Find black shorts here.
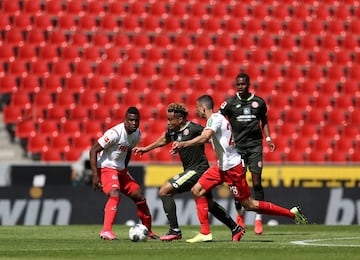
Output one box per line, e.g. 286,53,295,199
237,145,263,175
168,169,203,194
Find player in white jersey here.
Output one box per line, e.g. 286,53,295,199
171,95,307,243
89,107,158,241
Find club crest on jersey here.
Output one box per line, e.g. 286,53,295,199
183,129,189,136
252,101,259,108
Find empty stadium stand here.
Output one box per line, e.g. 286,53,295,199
0,0,359,163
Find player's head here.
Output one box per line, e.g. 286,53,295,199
167,103,188,130
196,95,214,118
125,106,140,133
235,72,251,95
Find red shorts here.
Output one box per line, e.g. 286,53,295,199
198,163,251,202
98,168,140,196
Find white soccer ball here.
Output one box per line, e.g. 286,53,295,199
128,224,148,242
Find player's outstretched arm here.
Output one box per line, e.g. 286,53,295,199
133,135,168,155
171,129,213,153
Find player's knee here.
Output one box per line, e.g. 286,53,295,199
108,189,120,197
130,189,144,202
191,184,203,198
253,184,263,191
158,182,172,197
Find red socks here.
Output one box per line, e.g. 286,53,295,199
103,196,120,231
258,201,293,218
195,196,211,235
136,199,152,231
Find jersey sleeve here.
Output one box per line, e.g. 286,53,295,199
205,114,222,132
258,98,269,126
98,128,119,148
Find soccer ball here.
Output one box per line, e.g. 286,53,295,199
128,224,148,242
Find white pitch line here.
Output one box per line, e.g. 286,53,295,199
291,237,360,247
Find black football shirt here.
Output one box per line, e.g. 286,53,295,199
219,93,268,149
166,121,209,173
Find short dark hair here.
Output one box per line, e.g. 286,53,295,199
126,106,140,116
236,72,250,83
167,103,188,118
197,95,214,109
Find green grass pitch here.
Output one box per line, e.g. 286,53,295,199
0,225,359,259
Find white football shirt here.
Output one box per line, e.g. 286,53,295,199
97,123,141,170
205,113,242,171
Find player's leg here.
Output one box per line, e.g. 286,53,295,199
159,170,201,241
207,192,245,241
98,168,120,240
241,198,307,224
120,169,159,239
248,145,265,234
187,166,222,243
234,150,248,229
228,165,307,224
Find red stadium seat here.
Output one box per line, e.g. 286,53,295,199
306,150,327,162
142,15,162,33
68,106,89,121
52,60,72,77
87,1,105,16
10,90,31,107
100,15,119,32
33,91,54,111
49,135,71,151
92,33,110,48
78,14,97,32
97,61,115,77
37,119,59,136
285,150,306,162
48,31,67,47
27,133,49,156
0,74,17,94
121,15,141,33
149,1,167,17
55,91,76,109
41,149,63,162
42,74,62,93
61,119,81,136
57,14,77,31
3,105,23,125
46,106,67,121
61,45,80,61
304,108,325,125
15,119,36,140
72,134,93,150
243,17,264,34
203,17,223,34
39,45,59,62
74,60,94,77
82,120,103,138
187,48,206,63
64,74,85,94
271,5,291,21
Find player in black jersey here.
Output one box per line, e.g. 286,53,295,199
219,72,276,235
133,103,243,242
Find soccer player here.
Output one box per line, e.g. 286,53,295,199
133,103,244,242
171,95,307,243
219,72,276,235
89,106,159,240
